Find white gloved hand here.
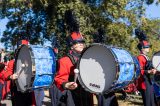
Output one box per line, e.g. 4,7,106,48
65,82,78,90
10,73,18,80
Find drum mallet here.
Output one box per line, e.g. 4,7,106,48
16,64,26,77
74,69,79,82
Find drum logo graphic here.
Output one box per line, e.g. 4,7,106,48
89,83,100,89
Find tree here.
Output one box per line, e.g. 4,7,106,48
142,19,160,56
44,0,141,56
0,0,47,50
0,0,160,57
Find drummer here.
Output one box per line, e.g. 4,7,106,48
54,32,94,106
0,51,36,106
136,40,157,106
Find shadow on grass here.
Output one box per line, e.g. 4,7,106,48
117,93,143,106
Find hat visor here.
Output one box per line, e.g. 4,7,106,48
72,40,85,45
143,45,150,48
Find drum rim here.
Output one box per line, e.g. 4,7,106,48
151,51,160,71
109,47,120,85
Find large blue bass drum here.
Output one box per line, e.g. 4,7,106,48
153,83,160,98
77,44,139,94
15,45,56,92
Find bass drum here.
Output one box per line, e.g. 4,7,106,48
133,57,141,80
152,51,160,71
153,83,160,98
77,44,138,94
15,45,56,92
154,73,160,87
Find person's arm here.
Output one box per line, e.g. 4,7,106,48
137,55,156,75
3,60,18,80
0,72,4,80
137,56,146,75
54,57,70,91
55,57,78,91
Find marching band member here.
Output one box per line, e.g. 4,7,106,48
136,40,157,106
54,32,93,106
0,63,5,105
0,52,36,106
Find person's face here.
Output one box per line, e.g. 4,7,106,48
71,42,85,53
142,47,150,54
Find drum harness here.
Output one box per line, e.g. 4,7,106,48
67,53,76,66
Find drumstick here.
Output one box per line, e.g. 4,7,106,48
156,62,160,69
16,64,25,77
74,69,79,82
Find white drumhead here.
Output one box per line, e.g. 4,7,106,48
15,45,32,92
152,51,160,71
78,45,116,94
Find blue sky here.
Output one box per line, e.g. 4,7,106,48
0,18,8,34
145,2,160,19
0,18,8,48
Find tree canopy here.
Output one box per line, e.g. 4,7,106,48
0,0,160,57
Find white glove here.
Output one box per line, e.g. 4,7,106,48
10,73,18,80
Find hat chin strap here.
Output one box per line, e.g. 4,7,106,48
70,49,81,57
71,48,82,54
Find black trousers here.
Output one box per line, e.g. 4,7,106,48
50,84,65,106
11,85,33,106
97,92,118,106
138,77,156,106
0,83,3,101
50,84,75,106
50,84,93,106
